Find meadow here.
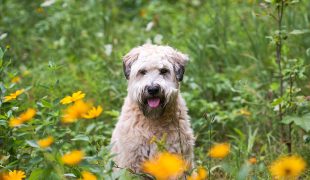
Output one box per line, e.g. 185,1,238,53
0,0,309,179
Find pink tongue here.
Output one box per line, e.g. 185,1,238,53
147,98,160,108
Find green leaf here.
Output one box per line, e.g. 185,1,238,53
29,169,45,180
271,97,283,107
295,113,310,132
0,47,3,59
237,163,252,180
289,29,310,35
282,113,310,132
71,134,90,142
282,116,295,124
26,140,40,148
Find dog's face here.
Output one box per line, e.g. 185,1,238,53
123,44,188,119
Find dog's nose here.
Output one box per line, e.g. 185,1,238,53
147,85,160,95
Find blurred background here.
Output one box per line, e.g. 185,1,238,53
0,0,310,179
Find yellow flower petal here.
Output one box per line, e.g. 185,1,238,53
3,170,26,180
3,89,25,102
19,108,36,122
11,76,21,83
60,96,73,104
80,171,97,180
62,100,92,123
142,152,188,180
208,143,230,159
60,91,85,104
82,106,103,119
37,136,54,148
71,91,85,101
248,157,257,164
9,118,24,127
61,150,84,166
187,167,208,180
269,155,306,178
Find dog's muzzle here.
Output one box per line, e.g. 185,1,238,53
139,85,166,119
146,85,162,108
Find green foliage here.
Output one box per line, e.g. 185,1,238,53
0,0,310,179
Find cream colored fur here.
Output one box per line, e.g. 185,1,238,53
111,44,195,175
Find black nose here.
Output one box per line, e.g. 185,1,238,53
147,85,160,95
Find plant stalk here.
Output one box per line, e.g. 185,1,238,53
276,0,286,148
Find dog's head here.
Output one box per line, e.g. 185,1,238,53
123,44,189,119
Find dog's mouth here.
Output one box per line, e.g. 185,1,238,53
147,97,161,108
144,96,165,109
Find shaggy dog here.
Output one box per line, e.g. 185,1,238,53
111,44,195,175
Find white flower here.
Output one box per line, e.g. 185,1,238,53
0,33,8,40
146,21,155,32
104,44,113,56
41,0,56,7
153,34,163,44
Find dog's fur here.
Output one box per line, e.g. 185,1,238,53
111,44,195,174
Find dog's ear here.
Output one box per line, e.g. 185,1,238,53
171,49,189,82
122,47,141,80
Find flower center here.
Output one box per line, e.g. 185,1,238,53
284,168,292,175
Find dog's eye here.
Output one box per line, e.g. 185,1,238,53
138,69,147,75
160,68,169,75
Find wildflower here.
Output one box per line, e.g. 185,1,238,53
19,108,36,122
140,9,147,18
11,76,21,83
3,170,26,180
80,171,97,180
142,152,188,180
62,150,84,165
3,89,24,102
60,91,85,104
8,108,36,127
187,167,208,180
82,106,103,119
62,100,91,123
269,155,306,179
248,157,257,164
208,143,230,159
239,108,251,116
37,136,54,148
36,7,44,14
9,118,24,127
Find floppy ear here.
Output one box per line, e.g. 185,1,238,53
171,49,189,82
122,47,141,80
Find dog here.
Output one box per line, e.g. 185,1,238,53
110,44,195,175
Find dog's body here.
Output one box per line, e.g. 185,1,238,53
111,44,195,173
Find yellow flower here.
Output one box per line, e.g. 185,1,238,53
248,157,257,164
62,150,84,165
208,143,230,159
19,108,36,122
142,152,188,180
11,76,21,83
187,167,208,180
37,136,54,148
269,155,306,179
9,118,24,127
8,108,36,127
80,171,97,180
36,7,44,14
62,100,91,123
60,91,85,104
239,108,251,116
3,170,26,180
3,89,24,102
82,106,103,119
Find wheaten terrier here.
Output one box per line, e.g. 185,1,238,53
111,44,195,174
